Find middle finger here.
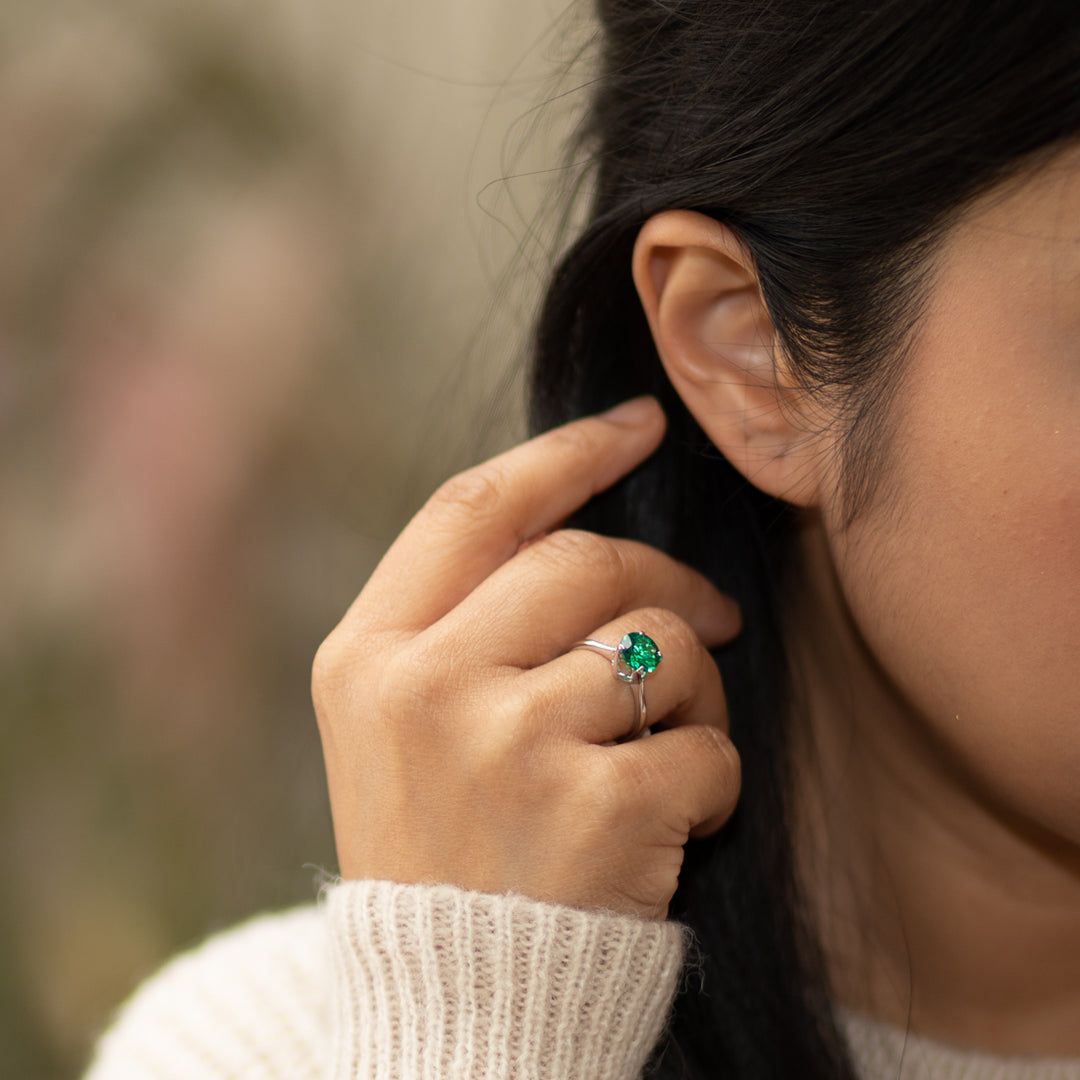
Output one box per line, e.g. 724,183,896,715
435,528,741,668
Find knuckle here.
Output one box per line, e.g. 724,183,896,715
376,638,452,716
431,464,509,522
474,687,529,756
311,634,349,705
468,721,525,784
455,685,550,790
533,528,625,581
375,634,496,734
372,645,421,710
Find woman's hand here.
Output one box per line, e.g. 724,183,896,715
312,396,742,920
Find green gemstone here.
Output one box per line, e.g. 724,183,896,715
618,632,662,676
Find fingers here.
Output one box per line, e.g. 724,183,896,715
518,608,728,745
342,397,667,637
439,529,741,667
603,723,742,841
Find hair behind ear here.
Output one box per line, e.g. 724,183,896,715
531,216,842,1078
530,4,1079,1076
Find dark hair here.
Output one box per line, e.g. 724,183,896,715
528,2,1080,1077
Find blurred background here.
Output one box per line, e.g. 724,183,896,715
0,1,586,1075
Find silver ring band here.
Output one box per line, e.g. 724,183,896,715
573,632,662,742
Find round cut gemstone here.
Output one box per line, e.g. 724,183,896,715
617,632,662,677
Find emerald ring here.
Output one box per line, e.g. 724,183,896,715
573,632,662,742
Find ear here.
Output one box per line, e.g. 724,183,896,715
632,210,829,507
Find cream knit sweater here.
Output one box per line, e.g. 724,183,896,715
84,880,1080,1080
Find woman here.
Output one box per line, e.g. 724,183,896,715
86,1,1080,1077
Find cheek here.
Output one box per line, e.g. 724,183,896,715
828,348,1080,836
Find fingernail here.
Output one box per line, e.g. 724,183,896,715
600,395,662,426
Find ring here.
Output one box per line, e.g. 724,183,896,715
573,632,662,742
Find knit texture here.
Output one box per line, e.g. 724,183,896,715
84,880,1080,1080
327,881,688,1080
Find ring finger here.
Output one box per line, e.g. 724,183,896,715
516,607,729,746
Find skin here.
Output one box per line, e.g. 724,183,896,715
789,149,1080,1053
314,143,1080,1053
631,142,1080,1054
314,397,743,920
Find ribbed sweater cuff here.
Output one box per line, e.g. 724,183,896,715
325,879,688,1080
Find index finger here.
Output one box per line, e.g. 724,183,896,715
346,396,666,635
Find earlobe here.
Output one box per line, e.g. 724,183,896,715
632,210,826,507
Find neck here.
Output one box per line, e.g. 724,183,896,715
787,513,1080,1056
